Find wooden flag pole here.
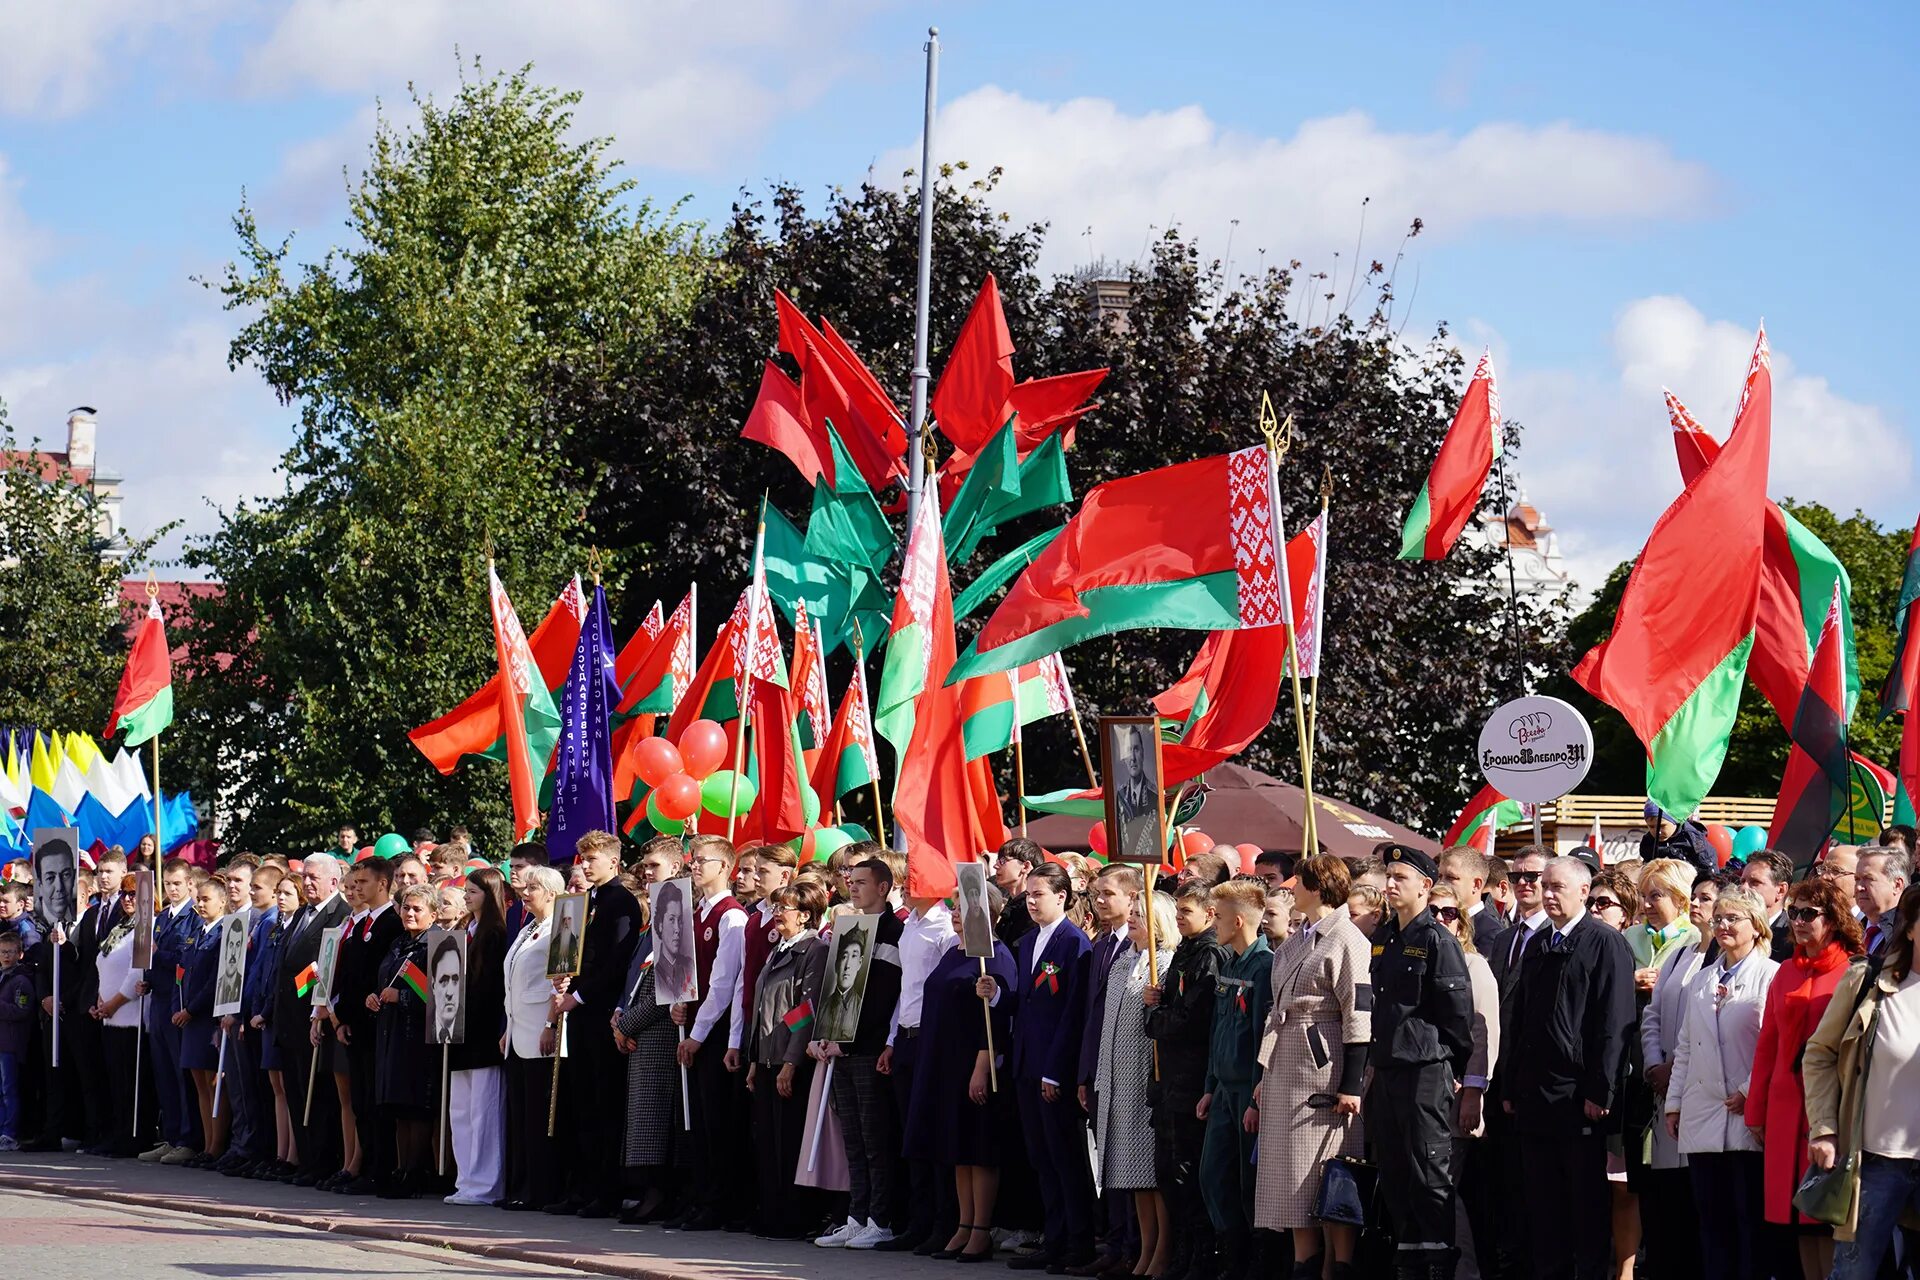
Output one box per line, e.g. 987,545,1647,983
729,510,768,841
726,704,752,842
1304,469,1331,779
979,958,999,1093
437,1043,450,1175
546,1008,566,1136
1011,670,1029,837
852,620,887,845
1059,658,1098,790
302,1039,320,1125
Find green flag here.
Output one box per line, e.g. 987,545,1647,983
806,424,895,574
765,503,887,658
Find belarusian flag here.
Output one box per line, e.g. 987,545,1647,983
410,577,583,775
615,588,695,717
810,658,881,804
959,655,1073,761
1573,325,1772,820
1288,510,1328,678
1442,783,1527,848
1767,583,1853,868
877,494,947,754
951,445,1288,680
790,604,831,750
1667,386,1859,728
1151,626,1290,786
891,488,1007,898
105,597,174,747
1399,350,1500,561
487,562,563,841
1886,514,1920,817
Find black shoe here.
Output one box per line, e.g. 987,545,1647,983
1008,1255,1056,1272
576,1199,617,1220
19,1137,62,1152
501,1199,534,1212
1049,1251,1098,1277
541,1199,581,1216
679,1212,723,1232
957,1241,998,1265
292,1170,324,1187
877,1228,930,1253
723,1218,751,1233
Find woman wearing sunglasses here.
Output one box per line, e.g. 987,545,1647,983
1745,876,1861,1280
1663,884,1779,1280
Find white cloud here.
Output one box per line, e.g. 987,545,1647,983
1501,296,1912,594
243,0,874,172
889,87,1715,275
0,1,235,116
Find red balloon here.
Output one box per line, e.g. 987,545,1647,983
1180,830,1213,858
1237,846,1260,875
1704,823,1734,866
633,736,684,789
1087,823,1110,857
678,720,728,779
653,773,702,821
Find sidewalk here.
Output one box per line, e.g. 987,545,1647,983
0,1150,936,1280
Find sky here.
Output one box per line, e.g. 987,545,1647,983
0,1,1914,591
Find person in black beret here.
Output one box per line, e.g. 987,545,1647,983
1366,845,1474,1280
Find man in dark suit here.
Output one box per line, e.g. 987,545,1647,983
549,830,641,1218
331,857,399,1193
1440,846,1504,956
1074,864,1141,1276
71,853,126,1153
1480,845,1551,1280
1487,847,1551,1002
1494,856,1635,1280
141,857,200,1159
273,854,350,1185
1740,850,1796,963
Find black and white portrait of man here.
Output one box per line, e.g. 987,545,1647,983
818,913,878,1043
32,828,79,926
427,927,466,1045
1102,718,1166,865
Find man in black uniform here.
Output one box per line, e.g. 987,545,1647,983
1366,845,1474,1280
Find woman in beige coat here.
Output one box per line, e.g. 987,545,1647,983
1804,884,1920,1278
1252,854,1372,1280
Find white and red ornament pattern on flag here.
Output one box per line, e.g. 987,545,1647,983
1034,653,1073,717
728,586,784,686
1471,350,1503,458
667,588,696,705
1286,511,1328,679
1225,445,1288,629
898,492,943,670
1735,322,1772,426
848,653,881,780
639,599,664,644
488,564,535,697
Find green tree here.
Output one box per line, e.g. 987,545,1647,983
180,64,702,851
0,402,163,732
1546,500,1909,804
571,171,1566,832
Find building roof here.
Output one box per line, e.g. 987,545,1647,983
1,448,93,485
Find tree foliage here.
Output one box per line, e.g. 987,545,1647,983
1546,500,1909,802
179,65,702,851
0,401,163,733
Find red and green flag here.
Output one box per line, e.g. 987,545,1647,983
876,494,949,754
615,587,695,717
664,583,787,743
395,959,430,1003
810,658,881,804
950,445,1288,681
409,577,583,775
790,603,831,750
890,492,1008,898
1883,513,1920,826
1667,387,1860,727
294,962,318,998
1399,350,1500,560
1767,583,1852,867
1572,326,1773,820
105,597,174,747
782,999,815,1032
487,562,564,841
1442,783,1528,847
960,655,1074,761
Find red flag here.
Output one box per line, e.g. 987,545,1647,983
790,604,830,749
1398,351,1501,560
930,273,1016,457
741,360,823,483
774,291,903,491
892,498,1007,897
742,679,809,844
1768,584,1852,867
1006,369,1108,450
409,578,584,775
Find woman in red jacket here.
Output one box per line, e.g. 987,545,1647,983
1745,875,1862,1280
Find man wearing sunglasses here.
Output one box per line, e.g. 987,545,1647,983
1487,847,1551,1004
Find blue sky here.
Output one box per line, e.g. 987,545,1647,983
0,2,1913,586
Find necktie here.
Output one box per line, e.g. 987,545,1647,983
1549,930,1567,953
1866,923,1883,953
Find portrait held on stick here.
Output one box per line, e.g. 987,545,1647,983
425,926,466,1045
1100,716,1167,864
647,876,699,1005
817,912,879,1043
547,891,586,979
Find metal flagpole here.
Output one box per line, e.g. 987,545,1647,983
902,27,941,532
1493,448,1526,698
729,509,769,841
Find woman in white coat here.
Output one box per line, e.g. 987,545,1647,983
1663,885,1777,1280
1639,873,1716,1274
501,866,567,1211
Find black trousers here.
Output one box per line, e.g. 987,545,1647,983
1517,1128,1609,1280
564,1010,626,1205
1153,1089,1212,1267
1017,1077,1096,1258
347,1032,392,1180
751,1058,821,1235
281,1031,340,1176
72,1013,111,1146
1367,1063,1457,1260
1636,1165,1702,1278
102,1024,155,1154
505,1053,560,1207
1688,1151,1764,1280
888,1031,956,1238
688,1013,740,1211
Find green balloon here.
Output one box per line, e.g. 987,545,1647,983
701,770,757,817
646,793,685,835
801,786,821,826
836,822,872,843
373,832,408,859
812,827,855,863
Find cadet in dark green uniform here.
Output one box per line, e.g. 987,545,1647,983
1197,879,1273,1280
1366,845,1473,1280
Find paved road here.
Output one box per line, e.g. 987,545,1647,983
0,1150,918,1279
2,1183,595,1279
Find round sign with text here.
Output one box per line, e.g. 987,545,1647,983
1476,695,1593,804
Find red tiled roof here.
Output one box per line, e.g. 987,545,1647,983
2,448,93,485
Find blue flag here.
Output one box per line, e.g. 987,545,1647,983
24,787,73,836
546,583,618,863
161,792,198,853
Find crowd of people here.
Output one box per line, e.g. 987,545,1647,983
3,818,1920,1280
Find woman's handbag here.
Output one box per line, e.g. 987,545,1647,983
1792,958,1884,1227
1313,1155,1376,1227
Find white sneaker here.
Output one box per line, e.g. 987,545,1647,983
846,1220,894,1250
814,1217,863,1248
0,1135,19,1151
443,1194,492,1206
137,1142,174,1163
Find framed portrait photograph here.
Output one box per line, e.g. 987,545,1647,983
547,892,587,979
955,861,995,960
311,923,347,1010
132,869,156,969
31,827,80,927
212,912,248,1017
1101,716,1168,865
425,926,466,1046
648,876,700,1006
818,913,880,1043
